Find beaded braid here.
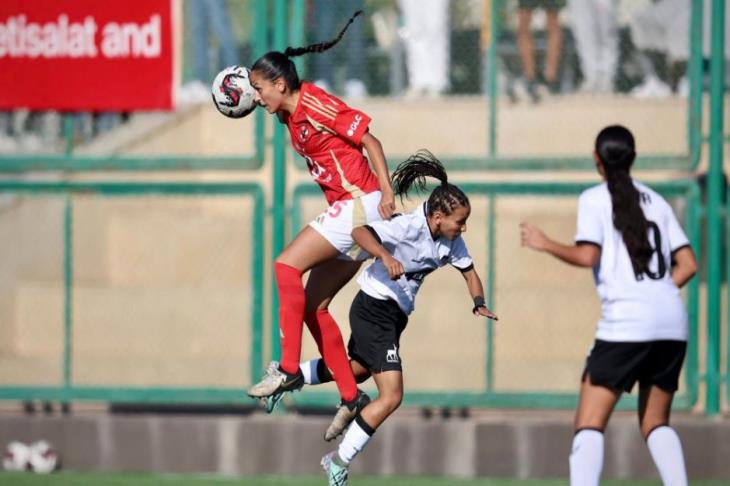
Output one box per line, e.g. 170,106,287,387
391,149,470,216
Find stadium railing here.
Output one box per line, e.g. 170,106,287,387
0,180,265,404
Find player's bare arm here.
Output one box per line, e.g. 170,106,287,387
460,268,498,320
361,132,395,220
520,222,600,268
671,246,697,288
351,226,404,279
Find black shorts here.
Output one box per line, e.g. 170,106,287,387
348,290,408,373
583,339,687,393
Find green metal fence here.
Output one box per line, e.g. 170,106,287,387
0,0,726,415
0,181,264,404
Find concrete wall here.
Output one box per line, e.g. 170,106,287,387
0,410,728,480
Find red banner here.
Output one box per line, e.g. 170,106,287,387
0,0,174,111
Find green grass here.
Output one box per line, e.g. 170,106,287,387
0,473,727,486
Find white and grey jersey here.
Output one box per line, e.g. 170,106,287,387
575,181,690,342
357,202,474,315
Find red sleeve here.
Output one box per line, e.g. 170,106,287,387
332,106,371,145
299,83,371,145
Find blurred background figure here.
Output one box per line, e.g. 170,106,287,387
514,0,565,103
182,0,239,104
628,0,688,98
311,0,368,99
568,0,618,93
398,0,450,98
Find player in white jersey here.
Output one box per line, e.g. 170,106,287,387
301,151,497,485
520,125,697,486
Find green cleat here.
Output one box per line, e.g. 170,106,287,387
261,391,285,413
321,451,349,486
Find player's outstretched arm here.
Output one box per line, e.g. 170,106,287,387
361,132,395,219
520,222,600,268
671,246,697,288
460,268,498,320
352,226,404,279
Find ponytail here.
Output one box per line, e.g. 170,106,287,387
596,125,653,277
391,150,469,216
285,11,363,57
251,11,363,90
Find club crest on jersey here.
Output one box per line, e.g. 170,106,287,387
299,126,309,142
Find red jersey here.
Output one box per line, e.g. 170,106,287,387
285,82,380,205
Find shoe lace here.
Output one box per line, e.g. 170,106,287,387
259,363,284,386
330,462,348,486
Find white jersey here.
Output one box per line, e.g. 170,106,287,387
575,181,690,342
357,202,474,315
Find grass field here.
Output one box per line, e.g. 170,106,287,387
0,473,728,486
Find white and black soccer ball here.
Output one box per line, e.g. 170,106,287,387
3,441,30,471
211,65,257,118
28,440,58,474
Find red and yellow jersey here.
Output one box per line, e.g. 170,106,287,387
284,82,380,205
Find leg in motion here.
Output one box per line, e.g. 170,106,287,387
322,370,403,485
570,376,621,486
248,227,339,399
640,385,687,486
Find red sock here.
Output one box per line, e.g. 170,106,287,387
274,262,305,374
304,310,357,402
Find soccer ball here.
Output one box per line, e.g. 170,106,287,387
3,441,30,471
211,65,257,118
28,440,58,474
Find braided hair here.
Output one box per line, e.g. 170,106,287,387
391,150,470,216
596,125,653,277
251,11,363,90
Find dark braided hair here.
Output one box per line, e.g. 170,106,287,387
251,11,363,90
596,125,653,277
391,150,470,216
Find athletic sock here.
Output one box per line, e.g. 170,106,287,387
569,429,603,486
304,309,357,402
646,426,688,486
300,358,332,385
274,262,305,374
337,415,375,465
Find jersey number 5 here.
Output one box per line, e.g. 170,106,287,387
639,221,667,280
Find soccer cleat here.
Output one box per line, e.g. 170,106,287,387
324,388,371,442
247,361,304,398
261,391,285,413
321,451,349,486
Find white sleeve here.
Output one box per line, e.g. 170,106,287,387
366,215,409,249
665,203,690,252
574,191,604,246
449,237,474,271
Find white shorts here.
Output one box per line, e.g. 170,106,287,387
309,190,383,261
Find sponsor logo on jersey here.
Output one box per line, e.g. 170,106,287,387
347,114,363,137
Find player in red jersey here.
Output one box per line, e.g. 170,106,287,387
246,11,395,439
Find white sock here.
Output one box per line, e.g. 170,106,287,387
299,359,321,385
337,416,374,465
569,429,604,486
647,426,688,486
